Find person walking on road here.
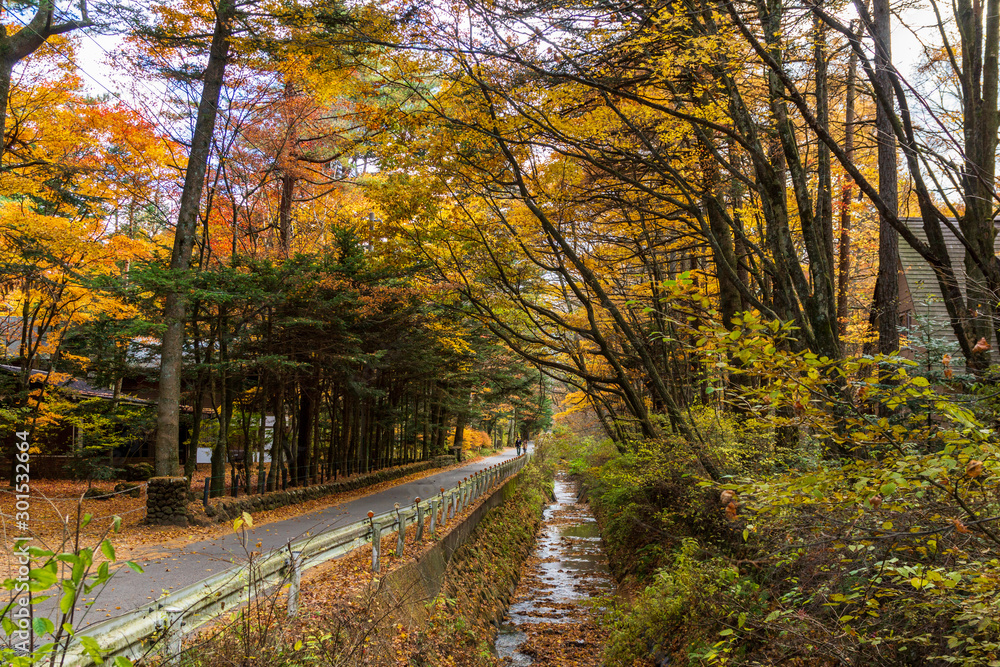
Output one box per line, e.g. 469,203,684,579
515,438,522,456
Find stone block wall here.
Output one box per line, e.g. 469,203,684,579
431,454,457,467
144,477,189,526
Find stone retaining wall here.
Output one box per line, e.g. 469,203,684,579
377,459,547,641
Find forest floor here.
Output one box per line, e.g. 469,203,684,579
0,451,496,578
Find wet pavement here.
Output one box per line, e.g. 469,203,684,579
495,472,615,666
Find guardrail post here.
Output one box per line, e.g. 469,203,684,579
415,498,424,541
428,498,437,534
203,478,210,507
395,504,405,557
286,549,302,617
369,511,381,573
161,606,184,663
441,487,449,524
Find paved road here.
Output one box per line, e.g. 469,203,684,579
52,449,521,630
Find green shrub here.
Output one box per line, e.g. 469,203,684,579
113,482,142,498
124,462,155,481
83,487,114,500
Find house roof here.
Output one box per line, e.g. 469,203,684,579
0,364,155,405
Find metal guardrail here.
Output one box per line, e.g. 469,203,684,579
57,453,530,666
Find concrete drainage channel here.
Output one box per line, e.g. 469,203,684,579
494,471,616,665
56,454,529,667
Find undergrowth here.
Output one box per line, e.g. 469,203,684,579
556,390,1000,667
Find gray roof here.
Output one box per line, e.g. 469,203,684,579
0,364,154,405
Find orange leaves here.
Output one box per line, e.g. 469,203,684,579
722,490,740,520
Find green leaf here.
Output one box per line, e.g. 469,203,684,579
32,616,54,637
29,566,57,590
718,628,734,636
126,562,144,574
879,483,897,497
100,540,115,562
79,636,104,663
60,587,77,614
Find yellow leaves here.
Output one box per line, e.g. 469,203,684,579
233,511,254,533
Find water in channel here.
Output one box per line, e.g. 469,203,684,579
494,472,615,666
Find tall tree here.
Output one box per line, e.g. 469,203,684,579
154,0,236,476
868,0,900,355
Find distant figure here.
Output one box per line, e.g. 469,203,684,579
515,438,522,455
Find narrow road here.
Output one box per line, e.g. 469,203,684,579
49,449,521,630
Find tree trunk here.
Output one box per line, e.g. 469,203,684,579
296,384,312,485
837,23,859,336
279,172,294,255
453,396,469,458
154,1,236,476
872,0,900,355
